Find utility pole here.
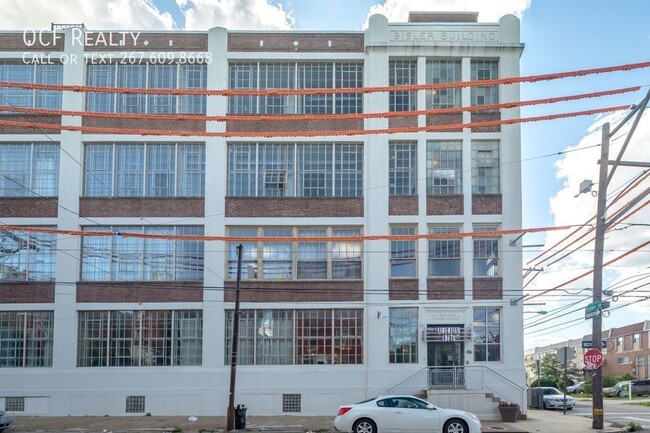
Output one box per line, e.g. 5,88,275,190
591,123,608,429
591,89,649,430
227,244,243,431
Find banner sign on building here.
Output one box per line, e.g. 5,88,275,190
423,326,472,342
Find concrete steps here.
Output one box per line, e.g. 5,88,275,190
425,389,502,421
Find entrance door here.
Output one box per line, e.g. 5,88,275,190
428,342,463,367
427,334,464,388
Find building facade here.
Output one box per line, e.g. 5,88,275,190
0,12,525,418
604,321,650,379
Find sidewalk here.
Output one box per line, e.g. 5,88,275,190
9,409,628,433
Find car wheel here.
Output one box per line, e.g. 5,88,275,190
444,419,468,433
567,406,573,411
617,390,623,398
353,418,376,433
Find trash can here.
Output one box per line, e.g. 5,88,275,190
235,404,247,429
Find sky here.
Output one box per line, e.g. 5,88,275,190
0,0,648,351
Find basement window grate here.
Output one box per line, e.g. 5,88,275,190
282,394,301,413
5,397,25,412
125,395,146,413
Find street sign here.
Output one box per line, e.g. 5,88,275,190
585,301,602,320
556,347,575,365
581,340,607,349
584,348,604,369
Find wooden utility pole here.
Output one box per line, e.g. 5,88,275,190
227,244,243,431
591,89,649,429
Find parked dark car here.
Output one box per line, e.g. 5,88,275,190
630,379,650,396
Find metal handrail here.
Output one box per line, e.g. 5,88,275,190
384,366,429,395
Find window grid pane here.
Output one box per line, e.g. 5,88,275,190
428,227,461,277
473,308,501,361
0,143,59,197
260,63,295,114
335,63,363,114
298,144,332,197
0,311,54,367
389,308,418,363
472,141,500,194
389,141,417,196
0,228,56,281
470,60,499,106
0,63,63,109
77,310,202,367
426,60,461,109
81,226,203,281
473,225,499,277
298,63,333,114
228,62,258,114
390,226,416,278
334,144,363,197
427,141,462,195
389,60,417,111
87,64,207,114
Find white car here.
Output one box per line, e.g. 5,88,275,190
334,395,481,433
0,410,13,432
540,387,576,410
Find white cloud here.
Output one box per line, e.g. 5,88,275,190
0,0,174,30
363,0,531,28
525,109,650,349
177,0,294,30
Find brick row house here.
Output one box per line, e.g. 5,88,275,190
0,12,526,418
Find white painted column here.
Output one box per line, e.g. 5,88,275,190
52,28,84,375
203,27,229,374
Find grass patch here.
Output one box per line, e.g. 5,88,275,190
626,401,650,407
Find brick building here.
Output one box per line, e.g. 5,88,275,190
0,12,525,418
603,321,650,379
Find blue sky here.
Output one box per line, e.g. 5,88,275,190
0,0,648,350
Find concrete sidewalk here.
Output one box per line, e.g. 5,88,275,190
8,409,628,433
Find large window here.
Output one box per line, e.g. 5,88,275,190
389,60,417,112
228,62,363,114
77,310,202,367
473,308,500,361
473,225,499,277
426,60,461,109
472,141,500,194
227,227,362,280
84,143,205,197
225,308,363,365
0,311,54,367
389,308,418,363
427,141,462,195
0,229,56,281
0,63,62,109
86,64,207,114
470,60,499,106
227,143,362,197
428,227,461,277
0,143,59,197
390,226,416,278
81,226,204,281
389,141,417,196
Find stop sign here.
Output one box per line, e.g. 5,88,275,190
584,348,604,369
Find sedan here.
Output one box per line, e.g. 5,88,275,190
566,381,584,394
334,395,481,433
0,410,13,432
541,387,576,410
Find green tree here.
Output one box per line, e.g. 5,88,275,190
539,352,581,390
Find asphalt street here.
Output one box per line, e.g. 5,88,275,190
571,397,650,429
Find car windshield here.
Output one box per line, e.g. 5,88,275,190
615,381,628,387
543,388,562,395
